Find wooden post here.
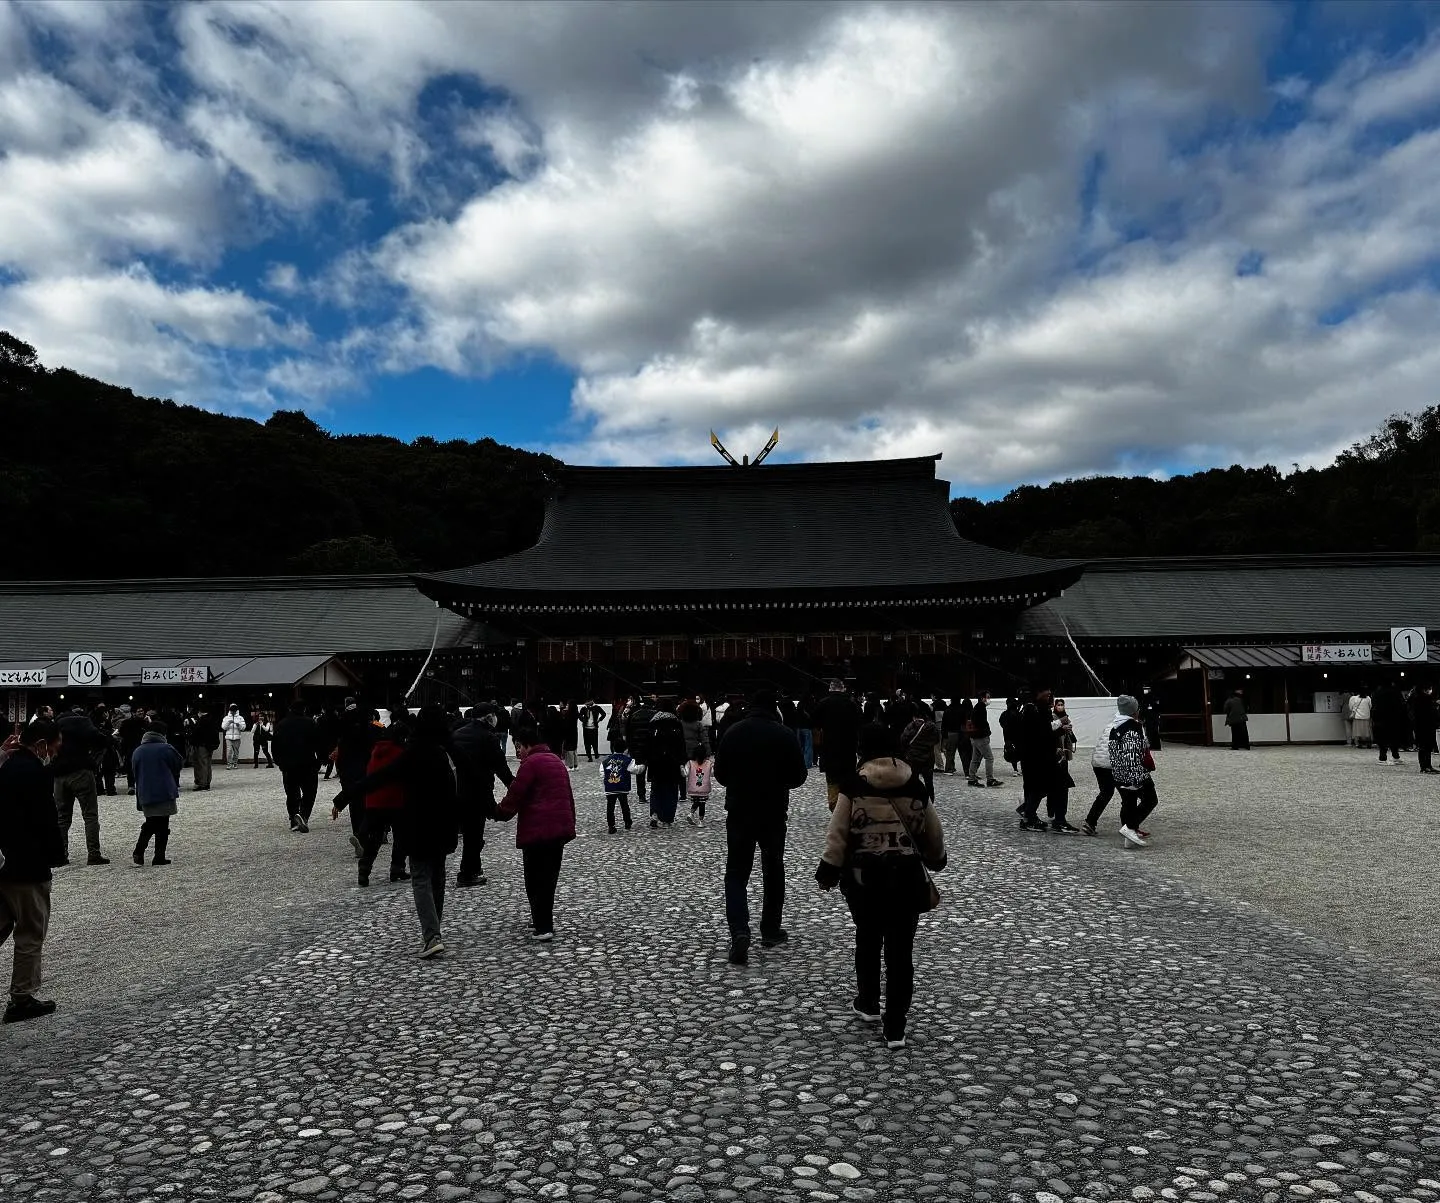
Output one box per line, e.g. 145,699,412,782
1283,674,1292,744
1200,664,1213,747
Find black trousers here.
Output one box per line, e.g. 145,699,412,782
1229,723,1250,750
358,805,405,875
281,767,319,819
135,815,170,853
1019,761,1050,820
522,840,566,935
1086,766,1116,827
583,729,599,759
1420,745,1433,772
606,793,632,830
1119,779,1159,831
724,813,786,939
252,739,273,767
1144,720,1162,751
1376,727,1402,761
844,883,919,1040
459,806,487,877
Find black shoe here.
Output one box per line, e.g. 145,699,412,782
56,857,69,867
132,849,145,866
358,869,370,888
456,874,478,888
289,815,301,832
1081,822,1098,836
650,818,659,829
390,870,411,882
607,827,617,835
727,939,750,966
985,780,1003,787
967,779,983,788
295,814,310,834
1020,818,1048,832
760,929,790,948
87,854,110,865
1052,821,1080,834
3,995,57,1024
152,856,171,866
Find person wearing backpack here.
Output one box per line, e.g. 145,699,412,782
333,706,460,957
899,712,940,803
816,723,947,1051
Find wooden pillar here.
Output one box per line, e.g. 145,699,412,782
1200,664,1213,748
1283,674,1292,744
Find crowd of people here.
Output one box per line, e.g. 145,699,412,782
2,678,1176,1047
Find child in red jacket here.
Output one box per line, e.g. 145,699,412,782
495,729,577,942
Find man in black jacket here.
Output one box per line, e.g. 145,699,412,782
1410,684,1438,774
624,695,658,809
579,700,605,761
811,680,860,810
0,720,66,1022
1015,690,1063,832
272,702,324,832
450,706,514,887
713,689,809,965
334,701,379,855
116,706,148,794
54,708,109,865
190,704,222,792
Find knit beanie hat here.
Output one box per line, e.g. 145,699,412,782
1117,694,1140,717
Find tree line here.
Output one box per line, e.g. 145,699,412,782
4,329,1436,578
0,331,556,580
949,408,1440,558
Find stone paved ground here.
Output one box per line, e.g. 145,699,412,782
3,747,1440,1203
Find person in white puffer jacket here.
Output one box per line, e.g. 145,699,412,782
1082,704,1129,836
220,704,247,770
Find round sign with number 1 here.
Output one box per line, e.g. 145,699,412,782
1391,627,1428,663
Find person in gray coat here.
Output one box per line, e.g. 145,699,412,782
131,724,183,866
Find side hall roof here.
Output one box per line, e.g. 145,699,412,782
0,575,493,662
414,457,1080,611
1020,555,1440,643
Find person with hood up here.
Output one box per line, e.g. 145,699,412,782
1083,700,1127,836
131,722,183,866
495,726,577,942
332,706,461,958
1222,689,1250,751
816,724,946,1051
1109,695,1158,848
450,704,515,887
646,705,688,828
1015,690,1064,833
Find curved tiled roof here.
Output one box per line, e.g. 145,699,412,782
415,457,1080,611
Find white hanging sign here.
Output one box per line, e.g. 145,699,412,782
0,668,47,686
141,666,209,685
1301,645,1372,663
1391,627,1428,663
67,652,103,688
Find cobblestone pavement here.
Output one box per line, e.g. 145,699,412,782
4,750,1440,1203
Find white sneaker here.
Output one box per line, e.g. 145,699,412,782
1120,826,1148,848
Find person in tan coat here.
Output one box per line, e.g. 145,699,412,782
816,723,946,1050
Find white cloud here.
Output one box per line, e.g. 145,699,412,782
2,1,1440,489
0,267,311,404
186,103,334,209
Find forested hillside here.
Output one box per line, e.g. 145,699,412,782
950,410,1440,557
4,329,1437,579
0,332,556,580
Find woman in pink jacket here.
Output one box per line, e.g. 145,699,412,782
495,728,577,942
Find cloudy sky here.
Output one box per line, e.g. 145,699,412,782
2,1,1439,493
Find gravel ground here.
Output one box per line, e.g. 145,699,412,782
957,742,1440,987
2,750,1439,1203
